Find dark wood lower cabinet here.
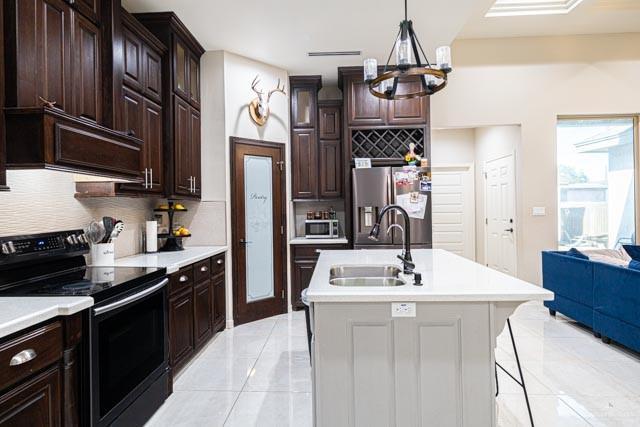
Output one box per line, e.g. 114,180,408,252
193,279,212,349
0,314,82,427
168,286,194,373
167,253,226,379
291,244,348,310
0,367,61,427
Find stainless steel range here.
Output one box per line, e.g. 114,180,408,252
0,230,170,426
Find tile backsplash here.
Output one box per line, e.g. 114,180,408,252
0,170,227,258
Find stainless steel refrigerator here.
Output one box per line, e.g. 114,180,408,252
352,166,432,249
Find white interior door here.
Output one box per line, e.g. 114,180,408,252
432,165,476,260
485,154,517,276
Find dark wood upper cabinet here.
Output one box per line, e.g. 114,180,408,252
4,0,73,112
144,98,164,192
143,46,163,103
189,53,200,108
72,12,102,124
123,26,143,92
387,78,429,125
173,95,192,196
291,87,317,128
122,87,143,139
190,109,202,196
319,106,341,139
319,139,342,198
173,37,190,101
70,0,101,23
348,78,386,126
135,12,205,200
291,129,317,199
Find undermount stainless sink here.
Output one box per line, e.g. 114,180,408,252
328,265,405,287
329,277,406,287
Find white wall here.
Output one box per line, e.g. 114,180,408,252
431,128,476,165
200,50,290,327
432,33,640,284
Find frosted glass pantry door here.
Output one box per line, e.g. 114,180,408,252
244,155,274,302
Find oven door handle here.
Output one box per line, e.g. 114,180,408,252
93,278,169,316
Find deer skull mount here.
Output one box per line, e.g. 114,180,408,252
249,76,286,126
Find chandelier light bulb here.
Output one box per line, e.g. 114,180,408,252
396,37,412,66
363,58,378,81
436,46,452,71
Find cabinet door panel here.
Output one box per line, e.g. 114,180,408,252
173,96,192,196
12,0,72,111
319,139,342,198
349,79,386,126
72,12,102,123
0,366,61,427
144,98,163,192
190,109,201,196
72,0,100,23
122,27,143,92
292,129,317,199
387,78,428,125
122,87,143,140
212,273,226,332
193,280,212,348
169,288,194,370
144,46,163,103
292,260,316,310
319,107,340,139
291,87,316,128
173,37,189,101
189,54,200,108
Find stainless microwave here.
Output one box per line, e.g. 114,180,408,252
305,219,340,239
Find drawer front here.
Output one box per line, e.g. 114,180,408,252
0,322,63,392
211,253,225,276
169,266,194,295
193,258,212,283
293,244,349,259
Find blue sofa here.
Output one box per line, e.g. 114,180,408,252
542,250,640,352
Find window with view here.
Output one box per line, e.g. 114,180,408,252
557,117,637,250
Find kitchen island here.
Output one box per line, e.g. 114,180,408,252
306,249,553,427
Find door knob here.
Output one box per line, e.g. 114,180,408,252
504,228,514,233
239,239,253,245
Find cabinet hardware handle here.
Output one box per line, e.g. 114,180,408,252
10,349,37,366
149,168,153,189
142,169,147,189
193,177,197,193
200,266,208,272
179,275,189,282
127,129,136,137
217,259,223,265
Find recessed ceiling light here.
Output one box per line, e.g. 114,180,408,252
307,51,361,57
485,0,586,17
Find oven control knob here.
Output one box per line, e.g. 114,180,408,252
77,234,87,244
67,235,78,245
1,243,10,255
2,242,16,254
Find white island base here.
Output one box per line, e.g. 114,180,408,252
307,249,553,427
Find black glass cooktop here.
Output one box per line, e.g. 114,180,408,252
0,265,167,303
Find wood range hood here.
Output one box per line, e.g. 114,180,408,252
5,106,144,182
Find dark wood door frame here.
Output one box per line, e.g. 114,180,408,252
230,136,287,325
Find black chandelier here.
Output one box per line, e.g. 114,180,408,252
363,0,452,100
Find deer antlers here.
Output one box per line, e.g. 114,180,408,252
267,78,287,102
251,75,264,96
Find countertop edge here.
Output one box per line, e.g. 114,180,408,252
307,294,554,303
0,297,94,340
289,238,349,245
113,246,228,274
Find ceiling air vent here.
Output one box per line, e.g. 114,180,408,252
308,51,361,57
485,0,585,17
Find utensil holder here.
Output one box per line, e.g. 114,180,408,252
91,243,115,266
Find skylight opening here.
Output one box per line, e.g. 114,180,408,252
485,0,586,17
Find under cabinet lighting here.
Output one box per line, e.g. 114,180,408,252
485,0,586,17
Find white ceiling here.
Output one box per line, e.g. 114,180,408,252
460,0,640,38
121,0,487,84
122,0,640,84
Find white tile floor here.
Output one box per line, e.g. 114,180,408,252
146,302,640,426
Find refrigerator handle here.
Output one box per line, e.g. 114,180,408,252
386,173,396,224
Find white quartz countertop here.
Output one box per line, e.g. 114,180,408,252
0,297,94,339
306,249,554,303
112,246,228,274
289,237,348,245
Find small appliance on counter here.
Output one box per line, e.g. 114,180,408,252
0,229,170,427
305,218,340,239
154,200,191,251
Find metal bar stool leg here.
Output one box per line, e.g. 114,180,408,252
495,319,535,427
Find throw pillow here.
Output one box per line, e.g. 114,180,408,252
566,248,589,260
622,245,640,261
